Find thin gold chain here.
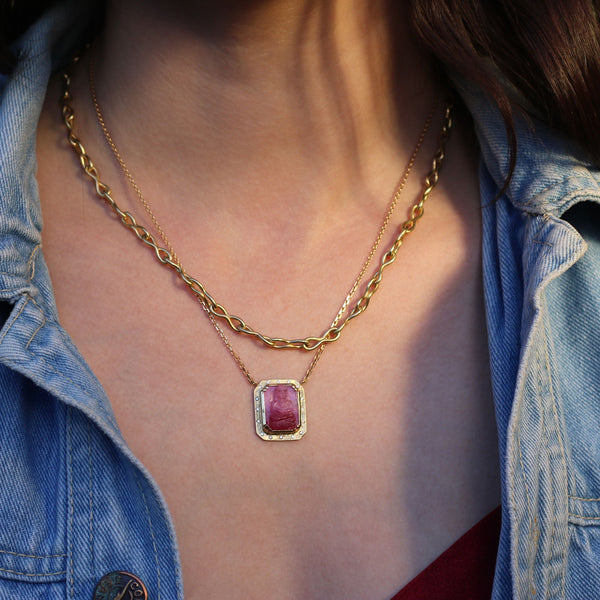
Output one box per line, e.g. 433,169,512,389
87,55,439,384
88,55,434,313
61,67,451,388
61,67,452,384
84,56,449,352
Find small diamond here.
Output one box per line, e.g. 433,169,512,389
269,436,273,440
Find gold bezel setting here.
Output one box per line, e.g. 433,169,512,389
254,379,307,441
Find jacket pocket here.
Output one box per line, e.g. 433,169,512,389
565,496,600,599
0,549,66,600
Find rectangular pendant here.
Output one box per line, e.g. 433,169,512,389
254,379,307,441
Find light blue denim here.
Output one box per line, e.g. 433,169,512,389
2,3,600,599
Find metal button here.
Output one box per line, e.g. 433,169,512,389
93,571,148,599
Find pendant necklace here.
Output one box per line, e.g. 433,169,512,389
60,55,452,441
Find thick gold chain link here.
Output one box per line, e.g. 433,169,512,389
61,69,452,356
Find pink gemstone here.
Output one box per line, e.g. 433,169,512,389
263,384,300,433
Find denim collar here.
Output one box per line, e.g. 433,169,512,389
455,77,600,215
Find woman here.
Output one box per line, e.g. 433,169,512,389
1,1,599,598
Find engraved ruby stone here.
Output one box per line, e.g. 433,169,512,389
263,384,300,433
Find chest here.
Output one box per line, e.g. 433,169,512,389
38,226,500,600
36,99,500,599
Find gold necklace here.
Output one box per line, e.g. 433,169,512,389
87,56,441,352
61,61,452,441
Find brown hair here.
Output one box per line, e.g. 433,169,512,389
2,0,600,163
410,0,600,165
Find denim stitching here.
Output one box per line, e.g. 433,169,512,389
517,407,535,597
25,295,46,350
535,341,551,598
0,368,176,595
2,268,174,595
27,245,40,281
543,309,568,600
569,496,600,502
67,407,75,599
139,472,184,600
520,175,600,211
568,513,600,521
508,403,522,595
0,567,66,577
531,173,600,200
150,481,183,600
532,215,554,249
0,246,43,285
164,508,183,600
134,470,163,600
0,550,66,559
0,363,178,596
86,420,95,574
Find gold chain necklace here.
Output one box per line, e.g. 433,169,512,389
86,54,439,397
60,61,452,441
87,56,442,352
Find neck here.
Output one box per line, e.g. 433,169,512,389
85,0,439,215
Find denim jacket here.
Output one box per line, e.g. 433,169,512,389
2,4,600,600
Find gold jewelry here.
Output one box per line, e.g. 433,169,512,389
60,61,452,441
86,53,440,399
87,56,441,352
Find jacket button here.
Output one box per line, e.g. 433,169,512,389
93,571,148,599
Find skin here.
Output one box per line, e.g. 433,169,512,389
36,1,501,598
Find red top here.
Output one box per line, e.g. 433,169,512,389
390,507,501,600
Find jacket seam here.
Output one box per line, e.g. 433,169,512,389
86,420,96,575
543,307,568,600
515,178,600,213
568,496,600,502
0,243,41,292
0,567,66,577
165,500,183,600
538,315,567,600
568,513,600,521
25,295,46,349
536,342,551,598
67,407,75,600
27,245,39,281
134,470,163,600
0,549,66,559
515,408,536,598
